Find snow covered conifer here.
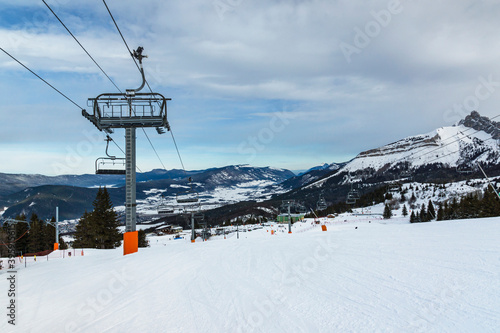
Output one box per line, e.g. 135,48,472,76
58,236,68,250
383,204,392,219
437,203,444,221
420,204,427,222
402,204,408,217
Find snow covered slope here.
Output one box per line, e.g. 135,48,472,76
1,217,499,332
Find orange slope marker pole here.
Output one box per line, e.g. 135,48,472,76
123,231,139,255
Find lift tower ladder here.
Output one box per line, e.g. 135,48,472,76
83,47,171,255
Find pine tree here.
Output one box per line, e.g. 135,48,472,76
410,211,416,223
43,217,57,250
138,229,149,248
14,214,29,255
437,203,444,221
28,213,44,253
402,204,408,217
443,201,450,220
73,210,96,248
419,204,427,222
481,187,498,217
450,197,459,219
93,187,122,249
383,204,392,219
409,192,417,209
73,187,122,249
58,236,68,250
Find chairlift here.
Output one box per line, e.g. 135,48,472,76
158,206,174,214
347,181,361,200
349,189,361,200
388,182,401,193
296,204,307,214
400,170,412,179
157,196,173,215
316,194,327,211
456,163,474,174
95,136,126,175
176,177,199,204
346,193,356,205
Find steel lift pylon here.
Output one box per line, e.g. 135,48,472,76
83,47,171,255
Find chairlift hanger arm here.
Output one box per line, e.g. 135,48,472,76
127,46,148,94
105,135,116,159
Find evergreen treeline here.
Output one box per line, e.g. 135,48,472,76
1,214,68,256
410,200,436,223
73,187,122,249
410,187,500,222
436,187,500,221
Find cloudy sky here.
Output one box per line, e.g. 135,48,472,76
1,0,500,175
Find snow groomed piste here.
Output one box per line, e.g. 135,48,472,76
1,211,499,332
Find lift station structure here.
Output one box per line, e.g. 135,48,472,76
83,47,171,255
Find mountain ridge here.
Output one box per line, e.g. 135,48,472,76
3,111,500,223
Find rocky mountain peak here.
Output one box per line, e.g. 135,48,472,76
459,111,500,139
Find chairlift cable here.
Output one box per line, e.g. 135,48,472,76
142,129,167,170
0,47,135,174
103,0,170,172
425,136,497,166
102,0,137,69
0,47,84,111
42,0,122,94
476,162,500,200
102,0,157,95
170,129,187,174
42,1,140,172
108,136,143,173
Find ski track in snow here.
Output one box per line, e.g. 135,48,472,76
1,217,499,332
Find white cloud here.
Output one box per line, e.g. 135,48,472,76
2,0,500,174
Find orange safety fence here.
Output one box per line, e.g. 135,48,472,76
0,249,85,271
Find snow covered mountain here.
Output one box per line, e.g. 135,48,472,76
0,168,205,197
253,111,500,218
0,165,295,220
3,111,500,224
308,111,500,189
277,162,345,190
297,163,331,176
